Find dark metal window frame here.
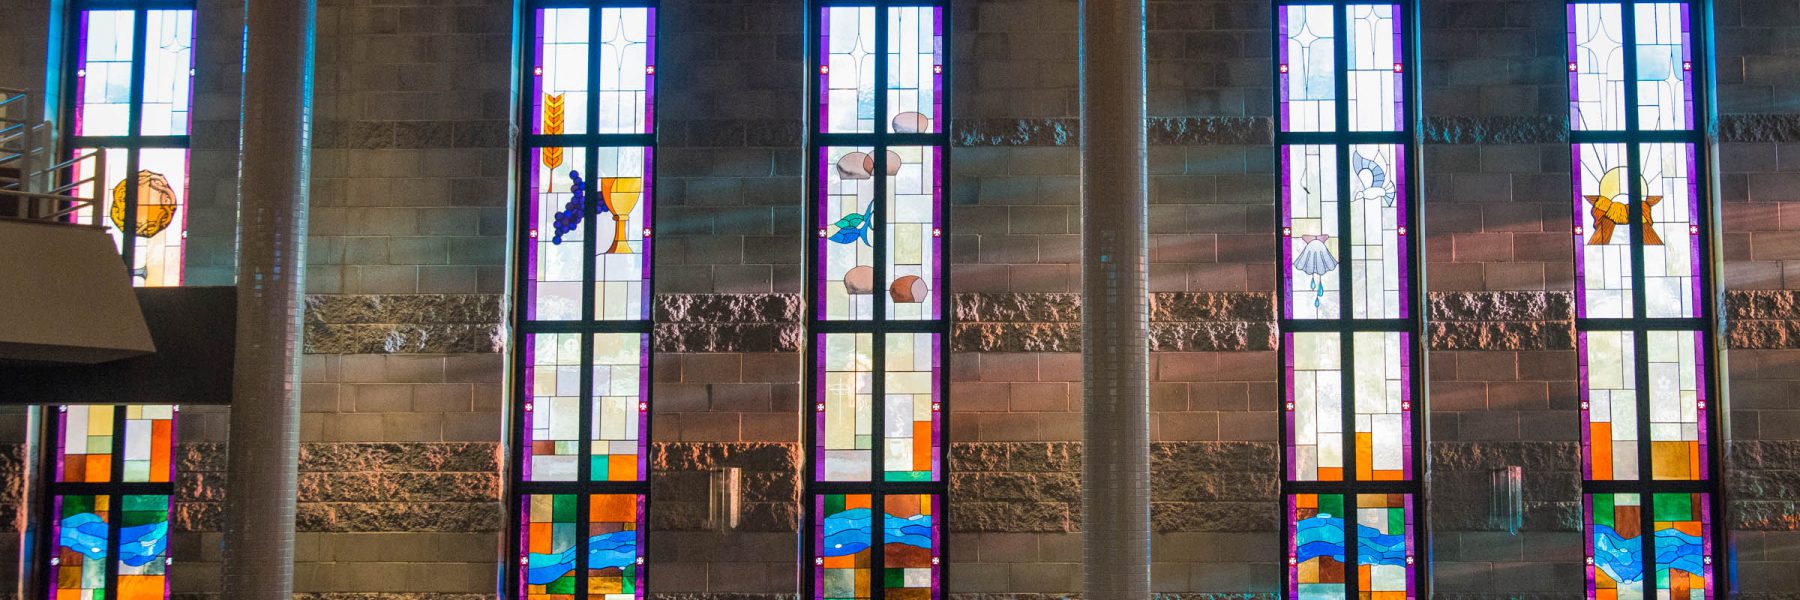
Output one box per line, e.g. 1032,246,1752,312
33,0,196,596
505,1,659,598
1272,0,1430,597
1564,0,1729,594
802,1,952,598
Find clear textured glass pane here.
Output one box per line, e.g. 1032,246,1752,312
1348,144,1406,319
817,494,874,600
1581,331,1640,481
1357,493,1414,596
1635,3,1694,132
1570,4,1627,131
1345,5,1402,132
525,333,583,482
819,146,879,321
885,146,941,321
131,148,191,287
1284,145,1342,320
57,405,116,483
1588,493,1646,599
885,7,941,134
139,10,193,136
526,146,589,321
823,7,877,133
596,8,653,134
591,146,652,321
532,8,590,135
1289,493,1347,599
590,333,647,482
1352,332,1411,481
818,333,874,482
74,11,135,137
1287,332,1343,482
1575,143,1636,318
883,494,940,599
1641,143,1702,319
587,494,644,600
116,494,171,599
1280,5,1337,132
883,333,941,482
1647,331,1707,481
120,405,175,483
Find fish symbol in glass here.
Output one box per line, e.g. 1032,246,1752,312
110,170,179,239
600,176,644,254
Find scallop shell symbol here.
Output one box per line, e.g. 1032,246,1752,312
110,170,179,239
889,275,929,303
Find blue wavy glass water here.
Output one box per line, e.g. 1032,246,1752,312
526,530,638,585
1593,524,1645,584
821,508,932,557
1294,514,1406,567
59,512,167,567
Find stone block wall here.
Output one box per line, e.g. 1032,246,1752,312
0,0,1797,598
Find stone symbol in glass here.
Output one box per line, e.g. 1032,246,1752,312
110,170,179,238
600,176,643,254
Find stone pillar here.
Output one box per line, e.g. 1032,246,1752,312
220,0,315,596
1078,0,1150,598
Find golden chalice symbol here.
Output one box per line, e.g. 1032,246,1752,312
600,176,643,254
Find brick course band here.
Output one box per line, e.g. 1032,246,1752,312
297,290,1800,354
949,114,1800,147
303,294,504,355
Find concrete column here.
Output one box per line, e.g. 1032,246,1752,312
1078,0,1150,598
220,0,315,596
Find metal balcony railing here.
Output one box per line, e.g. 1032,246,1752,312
0,87,105,225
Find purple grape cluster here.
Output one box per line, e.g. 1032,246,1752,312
551,170,592,245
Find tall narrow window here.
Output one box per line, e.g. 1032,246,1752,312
1275,2,1425,598
1567,2,1722,598
510,4,655,599
805,3,948,599
40,3,193,599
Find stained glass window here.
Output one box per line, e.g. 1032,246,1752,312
41,4,190,598
1567,3,1721,597
1276,2,1423,597
808,3,947,598
512,4,655,599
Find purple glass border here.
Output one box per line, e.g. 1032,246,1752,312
636,333,651,481
1282,332,1299,481
1278,5,1292,132
1582,494,1599,599
1692,330,1709,478
515,495,530,600
1389,5,1404,134
1402,493,1417,598
1566,4,1583,131
1391,144,1410,319
1285,494,1301,600
812,333,829,480
1577,331,1598,482
1684,143,1704,318
817,6,832,135
931,333,943,481
932,7,944,135
1398,331,1414,481
1571,145,1590,320
644,7,657,136
1280,146,1296,320
531,8,550,136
